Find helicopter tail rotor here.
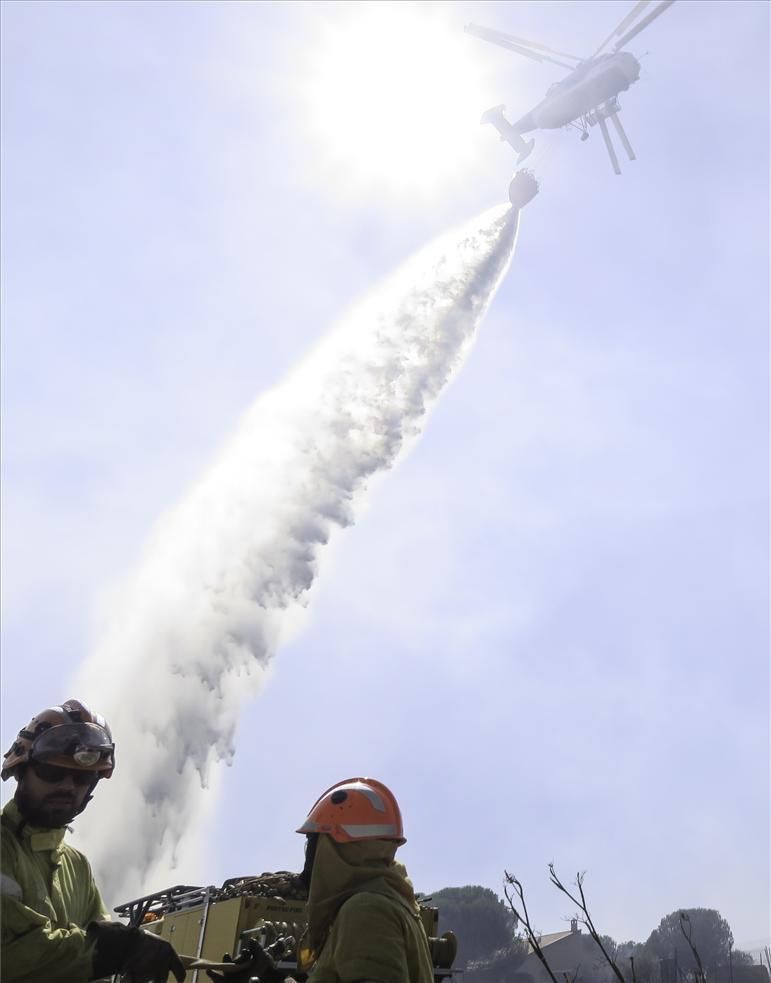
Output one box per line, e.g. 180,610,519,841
480,105,536,163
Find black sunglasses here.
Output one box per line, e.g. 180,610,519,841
30,760,100,787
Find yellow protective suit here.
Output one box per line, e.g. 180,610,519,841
1,798,108,982
302,836,434,983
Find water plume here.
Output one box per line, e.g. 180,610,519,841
72,205,519,904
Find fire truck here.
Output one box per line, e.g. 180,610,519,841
115,871,459,981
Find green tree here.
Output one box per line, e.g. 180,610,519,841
616,941,658,983
730,950,756,968
430,885,520,969
600,937,620,962
646,909,735,975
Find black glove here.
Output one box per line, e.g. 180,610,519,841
88,920,186,982
122,930,187,983
206,937,291,983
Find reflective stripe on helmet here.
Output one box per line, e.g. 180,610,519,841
353,786,387,812
340,823,401,838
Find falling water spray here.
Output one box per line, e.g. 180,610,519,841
72,205,520,903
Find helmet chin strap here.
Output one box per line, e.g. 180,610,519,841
72,776,101,818
300,833,319,889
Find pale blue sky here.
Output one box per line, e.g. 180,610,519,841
1,0,768,954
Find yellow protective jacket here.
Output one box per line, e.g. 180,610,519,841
310,889,435,983
303,836,434,983
1,798,108,982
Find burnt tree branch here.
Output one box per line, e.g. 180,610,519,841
548,865,627,983
679,912,706,983
503,871,563,983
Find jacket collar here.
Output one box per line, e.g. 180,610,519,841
2,798,67,852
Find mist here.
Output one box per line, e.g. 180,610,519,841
71,205,519,904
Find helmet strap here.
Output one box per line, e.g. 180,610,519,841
72,775,101,818
300,833,319,888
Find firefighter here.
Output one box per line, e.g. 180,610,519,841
1,698,185,983
205,777,435,983
294,777,435,983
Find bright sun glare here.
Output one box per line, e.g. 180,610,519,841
302,3,492,199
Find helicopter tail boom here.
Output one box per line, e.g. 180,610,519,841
480,105,535,164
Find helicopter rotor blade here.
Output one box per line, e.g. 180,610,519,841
467,25,584,62
590,0,652,58
613,0,676,50
464,23,581,70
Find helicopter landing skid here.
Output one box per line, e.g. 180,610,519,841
587,101,636,175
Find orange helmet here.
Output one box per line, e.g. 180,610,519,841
296,777,405,844
1,699,115,781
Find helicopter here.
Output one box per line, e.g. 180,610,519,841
465,0,676,178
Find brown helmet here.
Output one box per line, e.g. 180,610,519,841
1,699,115,781
296,777,405,844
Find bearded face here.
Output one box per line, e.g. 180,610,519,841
14,763,97,827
